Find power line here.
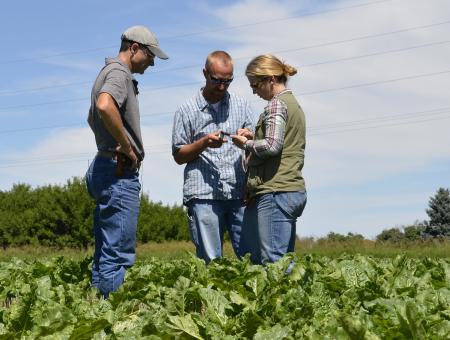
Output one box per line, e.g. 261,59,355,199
0,46,116,65
308,107,450,130
164,0,396,40
302,40,450,68
0,144,168,164
1,67,449,134
0,97,86,111
309,112,450,136
264,20,450,57
300,69,450,96
0,150,170,169
0,110,176,134
0,0,395,65
0,123,84,134
2,19,449,96
2,63,447,110
2,110,449,168
0,81,92,96
1,105,449,168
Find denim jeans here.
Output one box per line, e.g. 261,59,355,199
241,191,307,265
186,199,245,263
85,155,141,297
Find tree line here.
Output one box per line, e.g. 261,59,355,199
0,177,189,249
0,178,449,248
318,187,450,243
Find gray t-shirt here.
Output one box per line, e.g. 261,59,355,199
88,57,144,160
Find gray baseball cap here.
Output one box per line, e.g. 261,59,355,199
121,25,169,60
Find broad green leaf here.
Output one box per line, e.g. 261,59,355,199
254,324,291,340
198,287,231,326
69,318,111,340
245,271,267,297
167,314,203,339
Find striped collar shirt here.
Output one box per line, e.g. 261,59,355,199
172,89,254,204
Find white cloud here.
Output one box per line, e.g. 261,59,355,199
210,0,450,236
0,127,96,188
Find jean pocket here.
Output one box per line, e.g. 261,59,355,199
274,191,307,219
186,204,199,246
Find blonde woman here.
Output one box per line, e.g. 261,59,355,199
232,54,307,264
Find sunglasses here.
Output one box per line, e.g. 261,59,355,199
209,74,234,85
139,44,155,59
250,77,270,90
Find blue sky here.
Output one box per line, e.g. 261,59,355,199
1,0,449,238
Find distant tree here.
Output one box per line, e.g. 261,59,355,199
320,232,365,243
425,187,450,237
426,188,450,226
0,177,190,248
323,232,347,242
403,223,426,241
376,227,404,242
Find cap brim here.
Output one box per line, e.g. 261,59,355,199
147,45,169,60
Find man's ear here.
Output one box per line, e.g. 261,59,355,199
203,68,208,79
130,42,139,55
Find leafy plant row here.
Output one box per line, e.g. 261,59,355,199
1,254,449,339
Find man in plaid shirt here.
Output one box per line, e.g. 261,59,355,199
171,51,254,263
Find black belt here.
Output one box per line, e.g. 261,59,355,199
97,150,118,160
97,150,141,173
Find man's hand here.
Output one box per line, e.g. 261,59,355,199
206,131,227,148
116,144,139,170
173,130,226,164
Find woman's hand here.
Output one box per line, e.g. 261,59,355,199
231,134,248,150
236,128,254,140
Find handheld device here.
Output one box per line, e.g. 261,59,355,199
219,131,231,139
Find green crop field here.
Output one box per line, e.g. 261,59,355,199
1,253,449,339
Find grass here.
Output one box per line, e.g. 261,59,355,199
1,238,449,262
296,238,450,258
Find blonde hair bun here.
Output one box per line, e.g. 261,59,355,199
246,54,298,82
283,63,297,77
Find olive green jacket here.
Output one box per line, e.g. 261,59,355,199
247,90,306,197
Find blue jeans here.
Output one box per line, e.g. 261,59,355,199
85,155,141,297
186,199,245,263
241,191,307,265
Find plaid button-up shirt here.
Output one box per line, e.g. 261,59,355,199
245,89,291,158
172,90,254,204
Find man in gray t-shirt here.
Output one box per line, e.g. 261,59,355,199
85,26,168,297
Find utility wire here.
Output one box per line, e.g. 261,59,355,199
309,112,450,136
302,40,450,68
308,107,450,130
0,67,449,134
300,69,450,96
2,20,449,96
0,63,450,111
1,106,449,167
162,0,396,40
0,144,168,164
2,110,449,168
0,81,92,96
0,0,395,65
